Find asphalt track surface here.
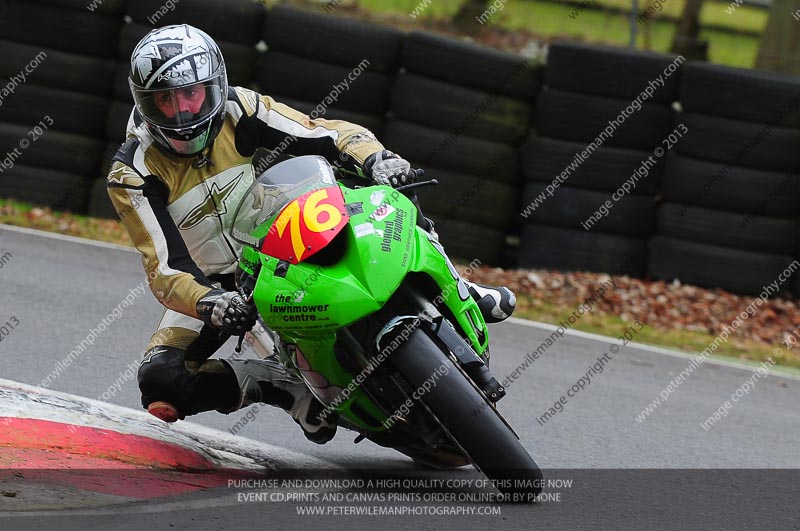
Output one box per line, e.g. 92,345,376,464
0,225,798,530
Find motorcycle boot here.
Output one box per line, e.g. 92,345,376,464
225,358,337,444
463,281,516,324
421,217,516,325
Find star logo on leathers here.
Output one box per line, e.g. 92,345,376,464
107,165,126,184
179,172,244,230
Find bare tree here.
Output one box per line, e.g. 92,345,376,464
670,0,707,60
756,0,800,73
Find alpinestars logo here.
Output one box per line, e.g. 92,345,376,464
179,172,244,230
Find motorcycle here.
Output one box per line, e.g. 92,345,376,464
229,155,542,496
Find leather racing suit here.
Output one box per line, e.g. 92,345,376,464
107,86,386,417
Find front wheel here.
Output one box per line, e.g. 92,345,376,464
391,328,543,497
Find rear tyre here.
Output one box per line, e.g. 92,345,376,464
392,328,543,496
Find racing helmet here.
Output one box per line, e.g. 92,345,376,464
129,24,228,156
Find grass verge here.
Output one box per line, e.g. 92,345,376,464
516,296,800,372
0,198,132,246
351,0,762,68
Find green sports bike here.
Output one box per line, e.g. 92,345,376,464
229,155,542,495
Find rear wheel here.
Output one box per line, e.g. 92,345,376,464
391,328,543,497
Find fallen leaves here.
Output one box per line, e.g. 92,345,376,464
1,201,132,246
461,264,800,347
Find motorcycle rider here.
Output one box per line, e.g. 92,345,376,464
107,24,517,444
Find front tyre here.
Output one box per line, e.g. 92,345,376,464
391,328,543,497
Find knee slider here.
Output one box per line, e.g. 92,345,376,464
138,347,192,413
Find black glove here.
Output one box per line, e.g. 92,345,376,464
196,289,257,335
364,150,413,188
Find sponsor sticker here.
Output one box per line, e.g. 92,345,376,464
369,190,386,206
371,203,395,222
354,222,383,239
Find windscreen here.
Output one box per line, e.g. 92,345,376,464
230,156,338,248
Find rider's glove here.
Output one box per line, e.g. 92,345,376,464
364,150,413,188
196,289,257,335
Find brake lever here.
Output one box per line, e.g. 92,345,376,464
218,289,255,354
395,178,438,193
235,333,246,354
236,289,255,354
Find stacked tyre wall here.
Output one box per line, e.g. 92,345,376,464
0,1,798,297
254,5,402,143
0,0,122,213
384,31,540,265
651,63,800,295
519,42,679,278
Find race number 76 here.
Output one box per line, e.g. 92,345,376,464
274,188,344,262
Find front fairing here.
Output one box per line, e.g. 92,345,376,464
248,184,418,334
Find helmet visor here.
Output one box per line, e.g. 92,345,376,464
133,77,224,129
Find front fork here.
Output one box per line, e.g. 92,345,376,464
244,318,277,359
377,285,507,404
235,258,279,359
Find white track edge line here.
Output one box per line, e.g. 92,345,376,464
507,317,800,382
0,223,136,253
